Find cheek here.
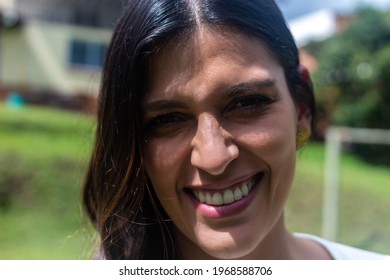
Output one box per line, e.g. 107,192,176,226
253,119,297,198
235,114,297,200
143,137,195,227
143,137,190,194
235,119,296,160
145,137,183,168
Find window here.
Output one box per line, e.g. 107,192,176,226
69,40,107,69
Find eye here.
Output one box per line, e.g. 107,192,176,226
226,95,275,116
149,114,181,127
145,113,189,136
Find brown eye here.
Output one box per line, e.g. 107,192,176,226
228,95,274,115
150,114,181,127
145,113,189,136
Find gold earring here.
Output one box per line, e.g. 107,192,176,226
296,129,311,149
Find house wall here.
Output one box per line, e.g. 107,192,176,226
1,20,112,95
13,0,123,28
1,27,35,85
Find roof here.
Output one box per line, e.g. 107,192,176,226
288,9,337,47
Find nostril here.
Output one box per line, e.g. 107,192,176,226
227,143,239,160
191,142,239,175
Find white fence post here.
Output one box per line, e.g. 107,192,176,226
322,127,342,241
322,126,390,242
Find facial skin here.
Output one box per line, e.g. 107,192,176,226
142,26,314,259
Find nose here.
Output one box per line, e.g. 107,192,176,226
191,115,239,175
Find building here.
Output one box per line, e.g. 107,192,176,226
0,0,123,110
288,9,355,73
288,8,355,47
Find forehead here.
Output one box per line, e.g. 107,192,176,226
145,26,283,101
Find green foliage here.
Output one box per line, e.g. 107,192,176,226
307,7,390,165
309,7,390,128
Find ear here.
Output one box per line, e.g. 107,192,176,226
298,64,313,89
296,64,313,134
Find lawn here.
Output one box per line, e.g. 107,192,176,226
1,103,389,259
0,104,96,259
287,143,390,255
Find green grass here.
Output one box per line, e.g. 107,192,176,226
286,143,390,255
1,103,389,259
0,104,96,259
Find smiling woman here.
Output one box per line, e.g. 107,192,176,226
142,28,306,259
82,0,389,260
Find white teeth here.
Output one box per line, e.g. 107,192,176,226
198,191,206,203
191,177,257,206
241,183,249,196
205,192,213,204
223,190,235,204
212,193,223,205
234,187,242,200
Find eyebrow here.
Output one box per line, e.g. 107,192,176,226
223,79,276,99
143,99,187,112
143,79,276,112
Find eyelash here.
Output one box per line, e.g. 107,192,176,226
145,113,187,133
226,94,275,115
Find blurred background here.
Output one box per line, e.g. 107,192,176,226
0,0,389,259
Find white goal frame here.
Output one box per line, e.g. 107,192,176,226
322,126,390,241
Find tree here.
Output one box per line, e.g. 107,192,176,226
306,7,390,165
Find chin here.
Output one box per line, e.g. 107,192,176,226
197,232,259,260
204,246,257,260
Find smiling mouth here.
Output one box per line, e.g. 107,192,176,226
189,173,263,206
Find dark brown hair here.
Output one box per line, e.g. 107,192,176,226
83,0,315,259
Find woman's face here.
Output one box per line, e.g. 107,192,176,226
142,27,311,259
